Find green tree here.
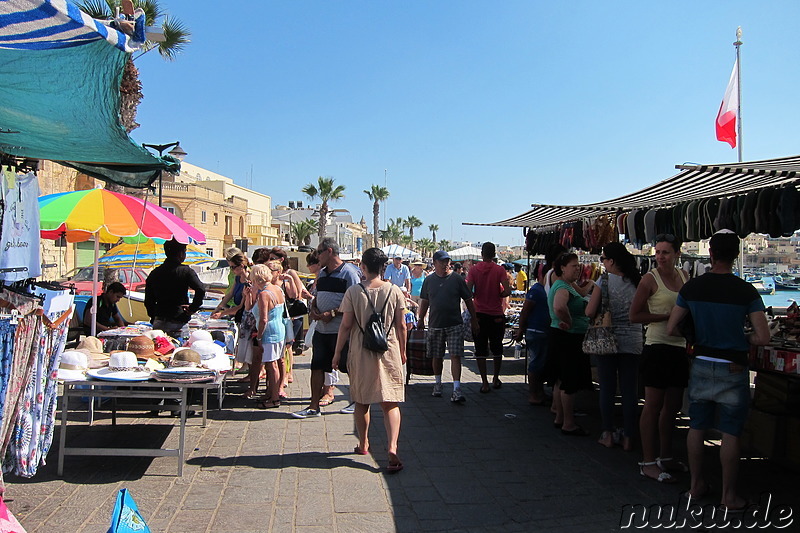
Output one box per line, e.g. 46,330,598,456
363,185,390,248
77,0,190,133
405,215,423,244
291,219,318,246
380,218,404,245
399,234,414,248
437,239,452,251
301,176,346,238
428,224,439,244
415,238,436,258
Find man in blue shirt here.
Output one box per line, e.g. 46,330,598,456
667,230,770,512
384,256,411,292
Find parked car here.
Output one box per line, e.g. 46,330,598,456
67,266,149,296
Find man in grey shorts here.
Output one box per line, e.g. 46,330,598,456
418,250,478,403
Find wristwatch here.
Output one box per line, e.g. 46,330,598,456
330,309,338,318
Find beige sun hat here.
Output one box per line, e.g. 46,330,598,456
76,336,110,368
57,350,90,381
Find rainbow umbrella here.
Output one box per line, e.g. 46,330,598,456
38,188,206,335
39,188,205,244
99,241,214,269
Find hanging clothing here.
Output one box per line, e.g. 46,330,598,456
0,172,41,281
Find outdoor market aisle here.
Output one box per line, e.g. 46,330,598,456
4,349,799,532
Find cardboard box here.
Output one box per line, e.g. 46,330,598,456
753,372,800,415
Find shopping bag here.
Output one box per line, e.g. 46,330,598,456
108,488,150,533
304,320,317,347
406,327,433,378
0,497,26,533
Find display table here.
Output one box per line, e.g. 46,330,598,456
58,376,224,477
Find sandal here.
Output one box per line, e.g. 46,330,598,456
638,461,676,483
479,384,491,394
243,391,257,399
561,425,589,436
386,453,403,473
256,399,281,409
353,445,368,455
656,457,689,473
319,397,334,407
597,431,615,448
492,379,502,389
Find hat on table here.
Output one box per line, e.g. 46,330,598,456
191,340,231,372
86,351,151,381
185,330,213,347
127,335,157,359
57,350,90,381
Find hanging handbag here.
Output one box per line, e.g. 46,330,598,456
286,298,309,317
582,273,619,355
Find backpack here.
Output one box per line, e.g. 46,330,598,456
356,284,394,353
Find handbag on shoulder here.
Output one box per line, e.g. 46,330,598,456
582,273,619,355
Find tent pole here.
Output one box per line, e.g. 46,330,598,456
90,235,99,336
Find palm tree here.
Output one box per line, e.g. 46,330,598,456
415,238,435,258
438,239,452,251
363,185,390,248
405,215,423,243
399,234,414,248
380,218,404,245
301,176,346,238
77,0,191,133
428,224,439,244
291,219,318,246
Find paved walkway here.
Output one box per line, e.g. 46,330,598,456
4,346,799,532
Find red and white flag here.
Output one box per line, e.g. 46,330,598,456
715,58,739,148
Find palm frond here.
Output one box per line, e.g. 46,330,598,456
158,16,191,61
136,0,164,25
76,0,113,19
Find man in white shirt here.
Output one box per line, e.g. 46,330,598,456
384,255,411,292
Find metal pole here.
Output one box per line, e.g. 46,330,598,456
735,27,745,277
158,171,163,207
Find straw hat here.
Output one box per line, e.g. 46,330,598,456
76,336,110,368
169,347,202,367
57,350,89,381
86,351,151,381
127,336,156,359
191,340,231,372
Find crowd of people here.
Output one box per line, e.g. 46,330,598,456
188,231,769,502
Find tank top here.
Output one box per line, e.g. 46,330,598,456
645,268,687,347
252,288,286,344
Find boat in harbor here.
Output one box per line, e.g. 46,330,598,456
774,275,800,290
751,276,776,295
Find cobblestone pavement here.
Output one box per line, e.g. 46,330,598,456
4,346,799,532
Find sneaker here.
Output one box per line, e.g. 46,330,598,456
291,408,321,419
432,383,443,397
450,388,466,403
340,402,356,414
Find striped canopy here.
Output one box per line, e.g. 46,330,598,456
467,154,800,228
99,241,214,268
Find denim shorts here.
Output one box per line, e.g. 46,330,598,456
525,330,548,374
687,358,750,437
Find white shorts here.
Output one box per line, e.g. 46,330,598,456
262,342,284,363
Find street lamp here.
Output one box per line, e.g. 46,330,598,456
142,141,187,207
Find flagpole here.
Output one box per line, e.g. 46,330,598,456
734,26,743,164
734,27,745,277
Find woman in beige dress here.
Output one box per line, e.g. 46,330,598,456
333,248,407,472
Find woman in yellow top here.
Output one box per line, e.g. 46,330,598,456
629,234,689,483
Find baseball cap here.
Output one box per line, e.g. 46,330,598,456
433,250,450,262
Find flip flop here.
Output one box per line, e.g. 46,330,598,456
492,379,502,389
353,445,368,455
387,453,403,473
479,384,491,393
319,398,334,406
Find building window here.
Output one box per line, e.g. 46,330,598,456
213,213,219,226
225,215,232,235
165,206,176,215
201,211,207,223
206,248,214,257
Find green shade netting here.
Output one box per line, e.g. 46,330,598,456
0,40,174,188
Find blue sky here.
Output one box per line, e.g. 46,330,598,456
131,1,800,248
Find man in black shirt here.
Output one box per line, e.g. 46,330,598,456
83,281,127,335
144,238,206,337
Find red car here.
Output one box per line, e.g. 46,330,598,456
68,266,149,296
